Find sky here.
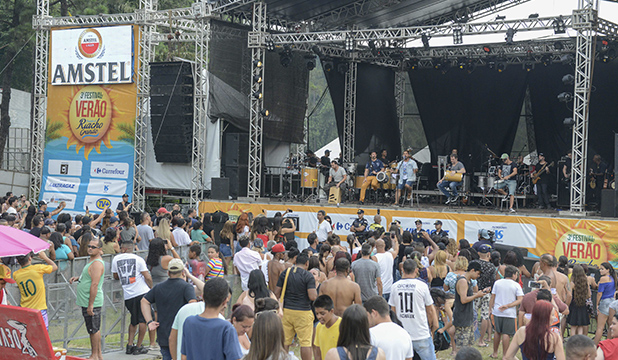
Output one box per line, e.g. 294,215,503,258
414,0,618,47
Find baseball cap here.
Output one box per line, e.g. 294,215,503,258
538,152,545,157
325,149,330,153
168,258,184,272
266,240,277,252
434,220,442,225
478,229,491,240
110,217,119,223
478,244,493,253
38,200,47,207
157,207,169,214
0,265,15,284
357,209,364,214
271,243,286,253
415,219,422,224
253,239,264,248
122,193,129,198
500,153,509,160
44,218,55,226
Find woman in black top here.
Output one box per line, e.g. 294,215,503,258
202,213,216,241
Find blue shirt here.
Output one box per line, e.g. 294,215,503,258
182,316,243,360
397,159,418,182
365,159,385,176
55,244,73,260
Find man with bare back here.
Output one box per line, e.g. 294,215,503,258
268,243,288,292
319,258,362,316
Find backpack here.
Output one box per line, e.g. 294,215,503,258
433,319,451,351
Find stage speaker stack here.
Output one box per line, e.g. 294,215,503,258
211,178,230,200
150,62,194,163
224,133,249,198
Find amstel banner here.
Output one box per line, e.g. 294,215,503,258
199,201,618,267
41,25,138,214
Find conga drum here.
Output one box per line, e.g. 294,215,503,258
301,168,318,188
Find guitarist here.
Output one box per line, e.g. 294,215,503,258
532,153,552,209
588,154,608,210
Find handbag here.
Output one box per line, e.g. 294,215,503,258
586,297,595,318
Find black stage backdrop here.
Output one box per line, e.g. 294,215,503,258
409,67,528,172
323,59,401,161
208,20,306,143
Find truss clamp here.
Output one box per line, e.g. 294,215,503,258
192,2,212,19
32,15,52,30
248,31,266,48
572,8,597,30
134,8,154,26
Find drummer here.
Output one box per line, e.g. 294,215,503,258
392,150,418,206
359,152,385,205
305,150,319,167
437,153,466,204
325,160,348,203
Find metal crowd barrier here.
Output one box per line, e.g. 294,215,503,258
3,244,241,356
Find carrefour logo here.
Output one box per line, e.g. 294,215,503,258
96,198,111,209
335,222,351,231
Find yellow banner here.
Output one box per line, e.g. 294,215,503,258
199,201,618,267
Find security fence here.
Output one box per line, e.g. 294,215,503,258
4,244,241,356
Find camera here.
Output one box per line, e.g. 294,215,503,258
528,281,541,289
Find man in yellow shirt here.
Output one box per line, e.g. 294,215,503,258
13,251,58,330
313,294,341,360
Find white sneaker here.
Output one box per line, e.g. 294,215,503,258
445,197,452,204
509,208,516,213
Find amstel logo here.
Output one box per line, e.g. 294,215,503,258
77,29,103,58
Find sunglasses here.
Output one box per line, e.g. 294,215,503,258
87,245,101,249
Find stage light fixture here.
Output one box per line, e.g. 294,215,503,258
562,74,574,85
311,45,324,58
505,28,516,45
553,16,566,34
253,75,262,83
457,57,468,70
541,55,552,66
557,92,572,102
560,54,574,64
453,28,463,45
266,38,275,51
524,63,534,72
483,46,492,54
409,58,419,70
487,57,496,69
338,62,349,74
497,62,506,73
554,41,564,50
345,34,355,52
529,13,539,19
305,55,316,71
422,34,431,50
323,61,334,72
253,91,262,99
279,45,292,67
260,109,269,117
253,60,262,68
368,40,380,56
563,118,574,126
496,15,506,21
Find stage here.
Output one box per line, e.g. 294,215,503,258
199,198,618,267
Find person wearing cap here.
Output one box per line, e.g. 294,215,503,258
360,151,385,205
37,199,66,217
472,229,494,252
431,220,448,239
69,237,105,360
411,219,431,248
305,149,319,168
489,265,523,358
437,153,466,205
532,153,552,209
112,241,154,355
495,153,518,213
116,194,132,216
470,243,496,347
141,258,197,360
267,243,289,292
0,264,15,305
350,209,368,241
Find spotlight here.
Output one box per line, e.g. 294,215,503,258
562,74,574,85
457,57,468,70
483,46,492,54
560,54,574,64
497,61,506,73
528,13,539,19
311,45,324,58
368,40,380,56
305,55,316,71
487,57,496,69
554,41,564,50
557,92,572,102
434,58,449,74
523,63,534,72
266,38,275,51
253,59,262,68
553,16,566,34
345,34,355,52
279,46,292,67
505,28,515,45
323,61,334,72
453,28,463,45
337,62,349,74
253,75,262,83
253,91,262,99
422,34,431,50
563,117,574,126
600,45,616,63
260,109,269,117
409,58,419,70
541,55,552,66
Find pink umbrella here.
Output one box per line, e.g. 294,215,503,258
0,225,51,257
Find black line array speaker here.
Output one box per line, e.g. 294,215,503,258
211,178,229,200
224,133,249,198
150,62,194,163
601,189,616,217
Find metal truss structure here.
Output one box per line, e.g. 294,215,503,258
342,62,358,164
394,71,406,150
247,2,267,198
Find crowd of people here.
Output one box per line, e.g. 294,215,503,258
0,192,618,360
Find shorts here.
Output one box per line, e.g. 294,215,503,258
495,179,517,195
396,180,414,190
475,293,490,321
493,316,516,335
82,307,102,334
454,326,475,347
41,309,48,330
219,243,232,257
125,294,146,326
599,297,613,316
282,308,314,347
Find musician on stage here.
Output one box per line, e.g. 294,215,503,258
379,149,389,164
359,151,385,205
562,150,572,181
320,150,331,176
392,149,418,206
305,150,319,168
437,153,466,204
588,154,608,210
495,153,518,213
532,153,552,209
324,160,348,203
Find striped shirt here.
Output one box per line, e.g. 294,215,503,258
206,258,225,279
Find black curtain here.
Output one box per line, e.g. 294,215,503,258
323,59,401,162
409,66,528,172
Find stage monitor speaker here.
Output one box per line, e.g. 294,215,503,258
224,133,249,168
150,62,194,163
601,189,616,217
225,165,248,199
211,178,230,200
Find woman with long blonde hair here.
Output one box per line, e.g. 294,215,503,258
428,250,450,289
156,217,178,247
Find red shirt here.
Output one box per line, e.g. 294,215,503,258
599,338,618,359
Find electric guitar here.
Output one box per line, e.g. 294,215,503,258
531,161,554,184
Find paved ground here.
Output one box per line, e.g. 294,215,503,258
101,349,161,360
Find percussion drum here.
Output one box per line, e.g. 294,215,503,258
376,171,389,183
354,176,365,189
328,187,342,204
444,171,463,182
477,176,495,189
301,168,318,188
345,163,358,175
